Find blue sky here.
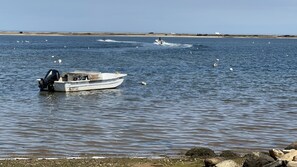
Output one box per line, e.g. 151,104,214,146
1,0,296,35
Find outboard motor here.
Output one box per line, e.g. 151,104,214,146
38,69,60,91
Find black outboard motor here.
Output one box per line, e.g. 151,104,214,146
38,69,60,91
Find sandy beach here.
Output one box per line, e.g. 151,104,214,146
1,31,296,39
0,157,205,167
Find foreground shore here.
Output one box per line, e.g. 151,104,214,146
1,141,297,167
0,156,241,167
0,157,206,167
1,31,297,39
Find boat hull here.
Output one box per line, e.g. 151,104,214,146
54,78,124,92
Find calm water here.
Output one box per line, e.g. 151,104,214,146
0,35,297,158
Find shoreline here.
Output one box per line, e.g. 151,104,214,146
1,144,296,167
1,31,297,39
0,157,207,167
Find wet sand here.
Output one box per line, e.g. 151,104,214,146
0,157,203,167
0,157,246,167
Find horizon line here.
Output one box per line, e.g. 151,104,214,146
0,31,297,38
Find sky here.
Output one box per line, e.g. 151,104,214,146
1,0,297,35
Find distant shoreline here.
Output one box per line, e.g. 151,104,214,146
1,31,297,39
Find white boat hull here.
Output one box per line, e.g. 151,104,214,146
54,78,124,92
154,39,164,45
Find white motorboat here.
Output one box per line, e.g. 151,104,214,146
37,69,127,92
154,38,165,45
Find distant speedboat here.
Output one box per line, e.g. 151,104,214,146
37,69,127,92
154,38,165,45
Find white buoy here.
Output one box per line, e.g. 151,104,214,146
58,59,62,63
141,81,147,86
213,59,219,67
54,60,57,63
230,67,233,71
51,55,55,58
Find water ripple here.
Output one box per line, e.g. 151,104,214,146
0,36,297,157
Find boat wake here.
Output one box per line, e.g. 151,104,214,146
97,39,138,44
154,41,193,48
97,38,193,49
